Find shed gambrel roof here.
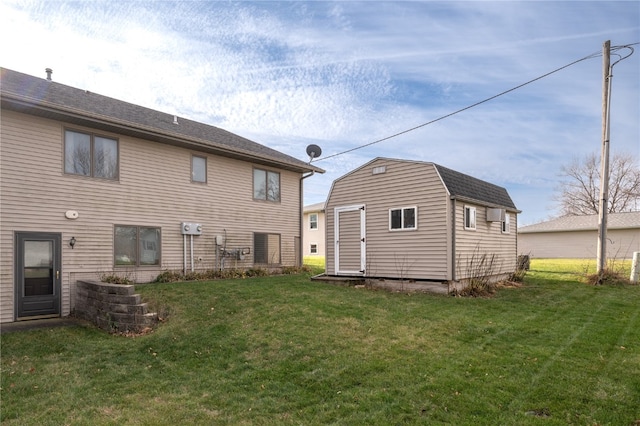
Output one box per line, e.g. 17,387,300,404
518,211,640,233
332,158,518,211
434,164,518,211
0,67,323,174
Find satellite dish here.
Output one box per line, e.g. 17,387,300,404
306,144,322,162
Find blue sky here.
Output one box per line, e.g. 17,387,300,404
2,1,638,225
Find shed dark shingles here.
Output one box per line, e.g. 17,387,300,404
435,164,517,209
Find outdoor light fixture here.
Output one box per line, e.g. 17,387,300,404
69,236,76,249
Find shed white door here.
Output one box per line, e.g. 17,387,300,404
335,205,366,275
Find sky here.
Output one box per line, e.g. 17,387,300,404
1,1,638,225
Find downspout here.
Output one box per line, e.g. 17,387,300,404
451,196,457,282
299,170,315,267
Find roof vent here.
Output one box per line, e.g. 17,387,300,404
45,68,53,81
173,115,179,125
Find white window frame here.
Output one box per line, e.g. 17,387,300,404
309,213,318,230
310,243,318,254
502,213,511,234
464,206,476,230
389,206,418,231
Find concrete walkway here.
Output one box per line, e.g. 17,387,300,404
0,317,82,334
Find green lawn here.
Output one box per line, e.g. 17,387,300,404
2,259,639,425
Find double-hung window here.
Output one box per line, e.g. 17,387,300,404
65,130,118,179
464,206,476,230
310,243,318,254
114,225,161,267
309,213,318,230
253,168,280,202
389,206,417,230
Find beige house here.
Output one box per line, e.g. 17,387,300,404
302,202,326,258
325,158,519,283
518,212,640,259
0,67,323,323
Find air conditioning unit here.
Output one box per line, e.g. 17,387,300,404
181,222,202,235
486,208,505,222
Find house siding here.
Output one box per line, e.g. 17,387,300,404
1,110,302,323
326,159,451,280
453,200,518,280
303,208,326,257
518,229,638,259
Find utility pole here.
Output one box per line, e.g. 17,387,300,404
596,40,611,277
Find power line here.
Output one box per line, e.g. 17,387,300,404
314,43,638,163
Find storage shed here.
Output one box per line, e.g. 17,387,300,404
325,158,520,285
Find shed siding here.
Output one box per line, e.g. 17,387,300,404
326,159,451,280
1,110,302,323
454,202,518,280
518,229,639,259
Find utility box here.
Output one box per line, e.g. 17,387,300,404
181,222,202,235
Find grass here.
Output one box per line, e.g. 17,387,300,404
2,259,639,425
303,255,325,271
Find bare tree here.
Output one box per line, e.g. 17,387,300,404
554,152,640,216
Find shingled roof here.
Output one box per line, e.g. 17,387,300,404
434,164,517,210
0,67,323,174
518,211,640,233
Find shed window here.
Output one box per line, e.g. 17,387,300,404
310,243,318,254
65,130,118,179
253,168,280,202
502,213,511,234
309,213,318,230
389,207,417,230
114,226,161,267
254,233,281,264
464,206,476,230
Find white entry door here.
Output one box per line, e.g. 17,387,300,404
334,205,366,275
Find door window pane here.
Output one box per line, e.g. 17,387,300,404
24,241,53,296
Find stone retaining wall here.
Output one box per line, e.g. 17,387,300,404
75,280,158,333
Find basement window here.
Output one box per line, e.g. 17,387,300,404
389,206,417,230
114,225,161,267
254,233,281,265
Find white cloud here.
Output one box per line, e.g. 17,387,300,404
1,0,638,224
